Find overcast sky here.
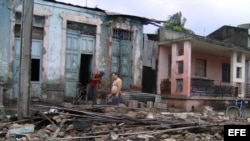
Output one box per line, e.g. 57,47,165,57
57,0,250,36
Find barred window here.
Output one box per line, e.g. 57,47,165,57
176,79,183,92
195,59,206,77
112,28,132,41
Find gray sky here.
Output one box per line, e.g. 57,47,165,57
57,0,250,36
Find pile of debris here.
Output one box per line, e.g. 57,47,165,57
0,103,249,140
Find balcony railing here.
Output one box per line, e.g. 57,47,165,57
190,77,250,98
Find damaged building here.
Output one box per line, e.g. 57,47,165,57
0,0,160,103
157,25,250,111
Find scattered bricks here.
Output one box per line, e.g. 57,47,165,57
65,124,74,131
154,102,161,109
31,137,40,141
125,111,137,118
138,102,146,108
58,131,65,137
104,107,116,113
163,138,176,141
52,115,62,123
128,100,138,108
45,124,57,132
146,101,153,108
136,111,148,119
161,134,170,139
137,134,155,141
64,135,73,141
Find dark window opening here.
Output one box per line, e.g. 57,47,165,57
177,61,183,74
195,59,206,77
177,43,184,56
222,63,230,82
176,79,183,92
236,67,241,78
67,21,96,36
112,28,133,41
168,54,172,77
31,59,40,81
14,25,44,39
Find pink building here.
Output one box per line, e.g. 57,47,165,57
157,28,250,111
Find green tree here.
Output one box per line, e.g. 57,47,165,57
164,11,194,34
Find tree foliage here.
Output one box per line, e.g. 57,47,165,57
164,11,194,34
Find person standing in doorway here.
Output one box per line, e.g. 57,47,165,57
87,70,105,105
111,72,122,107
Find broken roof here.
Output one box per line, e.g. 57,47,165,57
43,0,162,25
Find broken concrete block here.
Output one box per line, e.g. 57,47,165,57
110,132,118,140
8,124,35,135
125,111,137,118
45,124,57,132
137,134,154,141
62,102,73,108
58,131,65,137
161,134,170,139
34,129,48,138
136,111,148,119
118,103,126,108
104,107,116,113
146,112,155,119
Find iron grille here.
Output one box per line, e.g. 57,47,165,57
112,28,132,41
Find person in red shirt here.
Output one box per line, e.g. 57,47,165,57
87,70,105,104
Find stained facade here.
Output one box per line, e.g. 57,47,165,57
157,27,250,111
0,0,157,102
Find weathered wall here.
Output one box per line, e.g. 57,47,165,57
1,0,145,101
191,51,231,81
207,26,248,48
159,27,189,41
0,0,10,82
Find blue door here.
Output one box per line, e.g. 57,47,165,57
13,39,43,98
65,32,95,97
112,39,132,90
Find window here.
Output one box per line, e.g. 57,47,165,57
176,61,183,74
15,13,44,39
177,43,184,56
112,28,132,41
222,63,230,82
31,59,40,81
195,59,206,77
67,21,96,36
168,54,172,77
236,67,242,78
176,79,183,92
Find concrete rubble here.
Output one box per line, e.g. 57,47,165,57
0,102,249,141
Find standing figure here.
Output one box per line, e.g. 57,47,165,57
111,72,122,107
87,70,105,104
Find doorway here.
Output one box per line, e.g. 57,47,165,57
79,54,93,86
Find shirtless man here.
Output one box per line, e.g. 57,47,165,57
111,72,122,107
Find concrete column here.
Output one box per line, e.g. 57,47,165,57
183,41,192,96
170,41,192,96
170,43,177,95
0,83,5,119
230,51,246,97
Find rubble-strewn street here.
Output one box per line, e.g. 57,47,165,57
1,101,249,141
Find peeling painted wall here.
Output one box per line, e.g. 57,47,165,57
0,0,11,82
1,0,145,101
